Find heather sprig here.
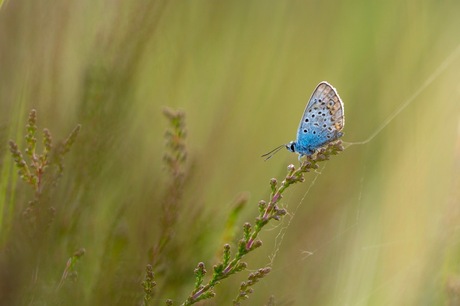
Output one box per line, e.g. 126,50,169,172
9,140,34,187
162,107,187,177
233,267,271,305
181,140,344,305
247,140,344,249
183,262,217,305
149,108,188,267
141,264,157,306
141,108,188,304
9,109,80,195
24,109,38,163
8,109,81,230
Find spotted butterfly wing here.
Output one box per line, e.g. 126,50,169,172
293,81,344,156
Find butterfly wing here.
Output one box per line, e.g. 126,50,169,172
295,81,345,155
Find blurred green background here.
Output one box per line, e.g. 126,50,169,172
1,0,460,305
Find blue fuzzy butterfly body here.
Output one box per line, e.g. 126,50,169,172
262,81,344,160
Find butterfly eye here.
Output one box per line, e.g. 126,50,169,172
290,143,295,151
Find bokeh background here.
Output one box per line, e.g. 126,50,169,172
1,0,460,305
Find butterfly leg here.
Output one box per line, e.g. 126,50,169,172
298,154,304,162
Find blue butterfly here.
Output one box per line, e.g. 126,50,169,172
263,81,345,160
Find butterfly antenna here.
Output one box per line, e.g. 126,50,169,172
261,144,285,161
